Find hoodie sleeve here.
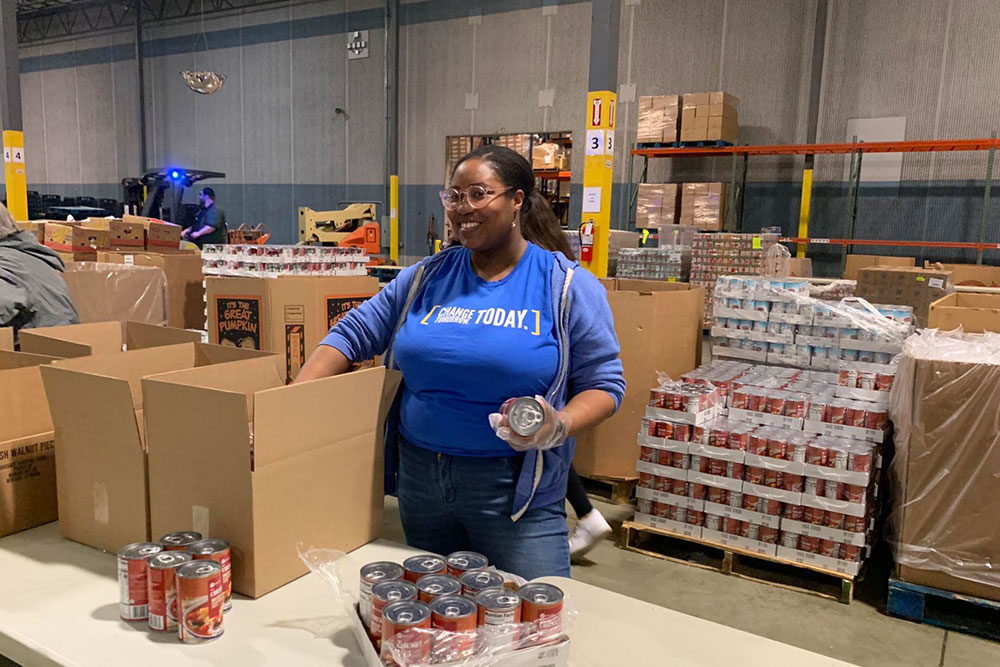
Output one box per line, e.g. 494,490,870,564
319,262,421,363
566,268,626,409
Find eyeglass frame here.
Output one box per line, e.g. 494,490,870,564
439,185,512,210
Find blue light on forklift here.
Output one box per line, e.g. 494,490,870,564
170,170,182,180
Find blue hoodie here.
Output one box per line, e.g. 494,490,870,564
321,245,625,520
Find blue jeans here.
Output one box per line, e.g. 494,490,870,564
396,436,571,580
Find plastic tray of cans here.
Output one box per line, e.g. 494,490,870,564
202,244,370,278
645,381,725,425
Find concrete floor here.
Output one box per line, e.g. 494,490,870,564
382,496,1000,667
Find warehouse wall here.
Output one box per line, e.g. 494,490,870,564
10,0,1000,269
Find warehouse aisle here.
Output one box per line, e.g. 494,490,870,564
383,497,999,667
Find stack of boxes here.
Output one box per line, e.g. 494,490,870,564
635,360,886,577
637,95,682,145
616,247,691,282
635,183,679,229
446,136,474,177
532,142,569,171
496,134,532,161
679,182,729,230
690,233,779,325
680,92,739,145
855,266,954,327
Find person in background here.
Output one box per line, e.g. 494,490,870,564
181,187,228,248
295,145,625,579
521,191,614,557
0,204,79,340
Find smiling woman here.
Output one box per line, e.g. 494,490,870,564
294,145,625,580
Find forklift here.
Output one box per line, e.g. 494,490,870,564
298,203,384,259
122,168,225,228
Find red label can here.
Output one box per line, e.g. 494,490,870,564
840,544,862,562
176,560,224,643
188,539,232,611
782,473,804,492
763,469,783,488
824,511,845,529
740,522,760,541
805,444,827,466
707,486,728,505
731,389,748,410
844,515,868,533
803,505,825,525
686,509,705,526
416,574,462,604
766,437,787,460
429,595,477,659
745,466,765,485
654,476,673,492
724,517,742,535
748,433,768,455
784,504,804,521
780,531,800,549
827,403,846,425
742,494,762,512
459,569,504,597
639,472,655,489
403,554,447,583
360,562,405,629
446,551,489,577
798,535,820,553
727,461,746,480
876,374,894,392
118,542,163,621
817,539,839,558
672,424,692,442
639,446,657,463
147,551,191,632
849,449,873,473
709,458,727,476
671,452,689,469
688,483,706,500
159,531,202,552
767,394,786,416
381,600,432,667
652,501,670,518
758,527,779,544
672,478,689,496
476,587,522,627
728,430,749,451
370,580,419,641
519,583,564,640
762,499,783,516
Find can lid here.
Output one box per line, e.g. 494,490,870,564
119,542,162,559
459,569,503,589
416,574,461,595
148,551,193,568
159,531,203,546
403,554,446,572
187,538,230,555
372,580,418,601
176,560,222,579
383,600,431,625
446,551,488,570
518,583,564,604
361,561,405,582
475,586,521,609
430,595,477,618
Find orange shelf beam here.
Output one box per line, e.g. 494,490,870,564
632,138,1000,159
534,169,572,181
780,237,1000,251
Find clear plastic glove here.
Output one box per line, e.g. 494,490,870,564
488,395,570,451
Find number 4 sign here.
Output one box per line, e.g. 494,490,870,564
2,148,10,163
12,148,24,163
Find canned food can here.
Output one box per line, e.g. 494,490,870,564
803,506,825,525
654,475,672,492
370,580,419,641
692,425,710,445
805,445,827,466
742,494,762,512
759,527,779,544
741,522,760,541
686,509,705,526
767,394,787,416
636,498,653,515
118,542,163,621
519,583,564,638
780,531,800,549
827,403,846,425
502,396,546,437
688,483,707,500
818,539,839,558
656,421,672,439
825,511,845,529
652,501,670,518
763,499,783,516
840,544,862,562
429,595,478,658
785,395,807,419
403,554,447,584
798,535,820,553
360,561,405,628
748,433,768,455
668,478,685,496
159,531,202,551
187,539,232,611
763,470,783,488
476,587,522,627
876,374,894,392
727,461,746,480
782,473,804,493
745,466,765,485
672,452,690,469
459,569,504,597
381,600,433,666
844,515,868,533
845,484,866,503
727,491,743,508
728,430,749,451
689,454,707,473
673,506,689,523
639,445,657,463
708,458,727,476
649,388,668,408
707,486,728,505
724,517,742,535
176,560,225,643
416,574,462,604
731,389,749,410
446,551,489,577
766,436,787,460
147,551,191,632
639,472,655,489
672,424,692,442
704,514,722,532
746,391,763,412
784,504,804,521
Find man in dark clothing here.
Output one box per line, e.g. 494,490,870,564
0,204,79,340
181,187,228,248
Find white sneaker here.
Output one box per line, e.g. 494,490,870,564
569,509,613,557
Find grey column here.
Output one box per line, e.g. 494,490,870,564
384,0,399,253
588,0,620,92
0,0,22,131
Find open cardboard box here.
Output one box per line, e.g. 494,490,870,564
0,328,11,351
19,321,201,358
142,362,401,598
98,250,205,330
0,351,63,538
928,293,1000,334
574,279,704,479
39,343,274,553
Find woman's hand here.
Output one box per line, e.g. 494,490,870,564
488,395,571,451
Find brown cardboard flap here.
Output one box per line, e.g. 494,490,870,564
614,279,696,294
124,321,201,349
40,365,149,550
253,367,385,468
19,321,123,358
0,328,12,352
0,350,61,370
251,431,382,595
143,378,257,593
0,365,55,440
193,343,276,369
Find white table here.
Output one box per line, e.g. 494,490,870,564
0,523,857,666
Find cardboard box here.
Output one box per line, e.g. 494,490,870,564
98,250,205,330
708,103,738,119
681,108,697,125
61,263,168,327
44,223,109,253
206,275,379,383
0,328,11,351
924,262,1000,288
143,361,401,598
682,93,711,107
87,218,146,250
123,214,182,251
575,281,704,479
39,343,274,553
709,91,740,107
0,351,62,538
787,257,813,278
893,351,1000,601
842,254,915,280
15,220,45,243
928,293,1000,333
19,321,201,358
855,266,953,327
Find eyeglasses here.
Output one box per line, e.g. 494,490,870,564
439,185,509,210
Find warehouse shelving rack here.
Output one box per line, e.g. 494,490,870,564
626,136,1000,265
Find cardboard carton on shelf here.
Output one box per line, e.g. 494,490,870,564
924,261,1000,288
19,320,201,358
855,266,953,327
86,218,145,250
0,351,62,538
842,254,915,280
98,250,205,330
928,293,1000,333
38,343,275,553
143,359,401,598
205,275,378,383
575,280,704,479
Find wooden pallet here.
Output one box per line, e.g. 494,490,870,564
635,141,675,149
579,474,638,504
675,140,735,148
620,520,856,603
887,578,1000,640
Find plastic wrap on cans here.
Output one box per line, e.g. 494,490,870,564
381,600,432,666
429,595,477,660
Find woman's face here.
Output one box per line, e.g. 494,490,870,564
448,158,524,252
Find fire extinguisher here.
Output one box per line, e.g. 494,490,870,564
579,221,594,262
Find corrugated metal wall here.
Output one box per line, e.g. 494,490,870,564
10,0,1000,267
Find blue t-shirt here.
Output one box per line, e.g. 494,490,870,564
392,243,558,456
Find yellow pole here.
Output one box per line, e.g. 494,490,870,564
390,174,399,263
3,131,28,221
797,167,813,258
580,91,617,277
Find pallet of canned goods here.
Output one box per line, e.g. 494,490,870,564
202,243,370,278
616,246,691,282
689,233,779,325
299,547,573,667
